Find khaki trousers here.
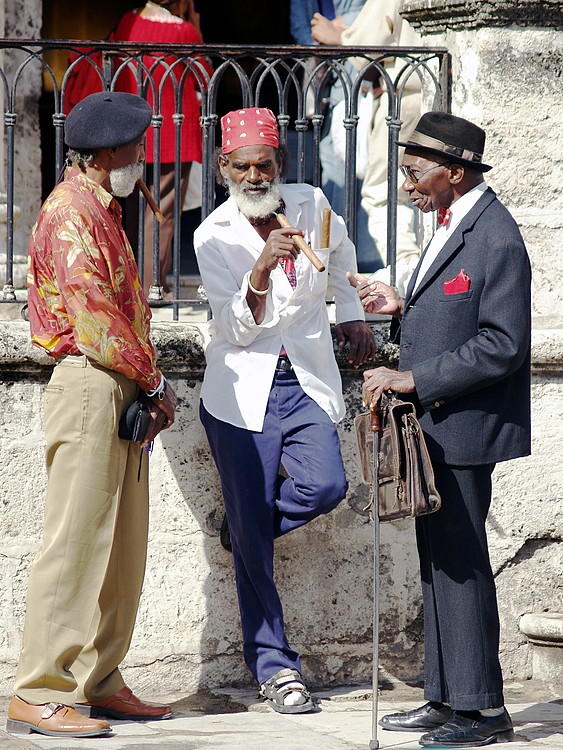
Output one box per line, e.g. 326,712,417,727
14,355,149,705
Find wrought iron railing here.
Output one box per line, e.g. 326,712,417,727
0,40,450,318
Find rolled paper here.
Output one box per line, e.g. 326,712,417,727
274,212,326,272
321,207,331,249
137,178,165,224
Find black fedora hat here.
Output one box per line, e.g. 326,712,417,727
397,111,492,172
65,92,152,151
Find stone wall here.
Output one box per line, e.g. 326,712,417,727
0,321,561,697
0,0,561,699
0,321,422,696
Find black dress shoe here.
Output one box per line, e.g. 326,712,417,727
220,513,232,552
419,708,515,747
380,701,452,732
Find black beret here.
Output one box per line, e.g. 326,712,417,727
64,92,152,150
397,111,492,172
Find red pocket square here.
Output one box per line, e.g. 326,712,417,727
443,269,471,294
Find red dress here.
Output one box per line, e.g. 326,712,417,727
112,11,207,164
64,11,208,165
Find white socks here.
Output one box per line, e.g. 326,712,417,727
283,682,307,706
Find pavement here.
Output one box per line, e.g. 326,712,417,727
1,681,561,750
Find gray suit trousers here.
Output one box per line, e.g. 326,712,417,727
416,462,504,711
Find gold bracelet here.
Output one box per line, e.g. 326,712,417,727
248,276,270,296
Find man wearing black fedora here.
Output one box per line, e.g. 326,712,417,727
7,92,177,738
349,112,531,747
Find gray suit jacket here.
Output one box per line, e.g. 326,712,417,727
392,187,531,466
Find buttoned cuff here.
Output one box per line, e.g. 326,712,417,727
412,361,446,410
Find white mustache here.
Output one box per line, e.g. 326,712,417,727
225,176,282,220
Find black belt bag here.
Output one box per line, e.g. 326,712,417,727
119,392,152,443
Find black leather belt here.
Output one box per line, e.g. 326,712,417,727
275,356,293,372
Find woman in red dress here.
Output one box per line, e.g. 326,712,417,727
112,0,209,297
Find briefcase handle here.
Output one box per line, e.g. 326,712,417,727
369,388,396,432
369,402,381,432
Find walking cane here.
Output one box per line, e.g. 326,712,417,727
369,400,382,750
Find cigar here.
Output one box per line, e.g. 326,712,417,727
137,178,165,224
321,207,331,249
274,213,326,272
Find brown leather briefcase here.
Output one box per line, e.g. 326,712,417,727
354,393,441,522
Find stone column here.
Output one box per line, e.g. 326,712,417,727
0,0,42,294
402,0,563,323
0,0,9,293
520,613,563,693
401,0,563,684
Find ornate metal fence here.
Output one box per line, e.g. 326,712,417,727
0,40,450,317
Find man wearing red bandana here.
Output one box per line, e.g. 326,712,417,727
350,112,531,748
194,107,375,714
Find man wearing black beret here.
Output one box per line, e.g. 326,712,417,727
350,112,531,747
7,92,177,738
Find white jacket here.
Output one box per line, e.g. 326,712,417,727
194,183,364,431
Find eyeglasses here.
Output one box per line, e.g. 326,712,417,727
400,162,451,184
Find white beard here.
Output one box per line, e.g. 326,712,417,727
109,162,144,198
225,176,282,220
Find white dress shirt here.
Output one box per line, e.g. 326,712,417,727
411,182,489,293
194,183,365,431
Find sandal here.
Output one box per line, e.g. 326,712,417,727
259,668,315,714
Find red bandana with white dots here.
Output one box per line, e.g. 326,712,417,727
221,107,279,154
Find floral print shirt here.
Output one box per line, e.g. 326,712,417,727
27,168,161,391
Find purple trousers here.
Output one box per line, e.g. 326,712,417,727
200,367,347,683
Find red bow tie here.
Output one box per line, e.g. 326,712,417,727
437,207,452,227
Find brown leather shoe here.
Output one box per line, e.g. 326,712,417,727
77,686,173,720
6,696,111,737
